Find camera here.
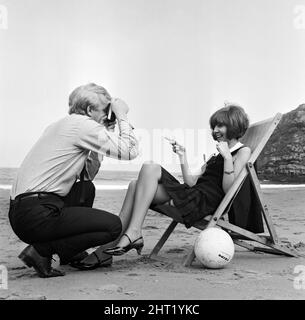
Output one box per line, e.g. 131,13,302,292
105,103,116,123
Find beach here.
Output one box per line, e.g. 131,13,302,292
1,183,305,300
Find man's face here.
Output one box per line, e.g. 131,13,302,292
88,93,111,125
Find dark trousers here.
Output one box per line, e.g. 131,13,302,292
8,181,122,263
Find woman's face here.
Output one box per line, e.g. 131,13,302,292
212,124,228,142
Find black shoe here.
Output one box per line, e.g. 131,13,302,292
18,245,65,278
60,251,89,265
103,234,144,256
70,252,112,271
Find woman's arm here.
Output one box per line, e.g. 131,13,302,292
172,142,204,187
217,142,251,193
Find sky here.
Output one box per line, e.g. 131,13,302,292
1,0,305,171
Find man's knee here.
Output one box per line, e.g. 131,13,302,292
110,215,122,241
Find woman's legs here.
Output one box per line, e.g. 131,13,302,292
82,162,171,263
82,179,138,263
114,162,170,248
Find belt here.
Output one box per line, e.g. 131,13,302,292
12,192,61,203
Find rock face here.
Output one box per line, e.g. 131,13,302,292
257,104,305,183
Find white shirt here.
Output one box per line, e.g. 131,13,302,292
11,114,139,199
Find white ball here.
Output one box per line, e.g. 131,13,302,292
194,227,235,269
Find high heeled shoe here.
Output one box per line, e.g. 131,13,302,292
103,234,144,256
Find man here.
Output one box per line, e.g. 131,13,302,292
8,83,139,278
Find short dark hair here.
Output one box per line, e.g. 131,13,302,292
209,103,249,140
68,83,111,115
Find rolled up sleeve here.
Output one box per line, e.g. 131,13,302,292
76,117,139,161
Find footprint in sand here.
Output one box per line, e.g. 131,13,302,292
1,293,47,300
98,284,123,293
76,284,123,295
10,271,37,280
93,284,139,296
166,248,185,254
10,266,27,271
174,230,192,235
124,291,138,296
152,261,173,269
196,277,210,281
77,284,124,295
294,242,305,249
233,273,244,280
143,225,158,230
232,270,270,280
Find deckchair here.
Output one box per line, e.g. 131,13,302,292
149,113,299,266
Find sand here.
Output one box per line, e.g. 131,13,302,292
1,187,305,300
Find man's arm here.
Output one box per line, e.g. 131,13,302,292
76,100,139,161
102,117,139,160
105,98,138,160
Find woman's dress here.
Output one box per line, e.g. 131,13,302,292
159,147,244,228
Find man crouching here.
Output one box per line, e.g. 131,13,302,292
8,83,139,277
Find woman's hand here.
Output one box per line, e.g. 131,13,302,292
171,141,186,157
216,141,232,160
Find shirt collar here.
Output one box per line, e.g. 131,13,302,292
214,141,244,157
229,141,244,153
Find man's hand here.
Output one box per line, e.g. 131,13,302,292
105,120,117,132
216,141,232,160
111,98,129,119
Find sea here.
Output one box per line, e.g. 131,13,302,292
0,168,140,191
1,168,305,191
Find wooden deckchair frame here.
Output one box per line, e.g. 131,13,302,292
149,113,299,266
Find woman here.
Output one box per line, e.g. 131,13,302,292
71,104,251,269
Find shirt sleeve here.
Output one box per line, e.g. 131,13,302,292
76,117,139,161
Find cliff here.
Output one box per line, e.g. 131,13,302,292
257,104,305,183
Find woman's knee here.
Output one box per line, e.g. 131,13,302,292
128,179,137,189
141,161,161,175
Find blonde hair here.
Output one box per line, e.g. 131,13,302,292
68,83,111,115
